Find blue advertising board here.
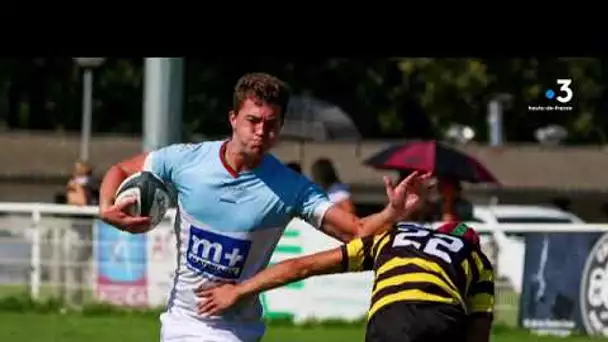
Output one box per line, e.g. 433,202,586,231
519,232,606,337
94,220,148,306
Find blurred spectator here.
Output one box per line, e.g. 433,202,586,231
63,160,100,304
437,178,473,222
66,160,99,206
311,158,355,214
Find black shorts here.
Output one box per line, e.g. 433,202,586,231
365,302,467,342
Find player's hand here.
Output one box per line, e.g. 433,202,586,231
99,197,151,233
384,171,432,220
195,283,240,316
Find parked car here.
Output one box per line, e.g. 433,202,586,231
470,204,583,225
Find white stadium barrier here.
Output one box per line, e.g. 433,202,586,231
1,202,608,328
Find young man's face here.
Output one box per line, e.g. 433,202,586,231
229,97,282,159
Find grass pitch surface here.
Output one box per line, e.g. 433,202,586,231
0,312,602,342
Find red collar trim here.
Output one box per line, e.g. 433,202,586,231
219,140,239,178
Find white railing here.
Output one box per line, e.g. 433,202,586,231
1,202,608,325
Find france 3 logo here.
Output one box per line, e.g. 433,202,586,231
186,226,252,280
528,79,574,112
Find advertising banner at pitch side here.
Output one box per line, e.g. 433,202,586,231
94,220,148,307
519,231,608,337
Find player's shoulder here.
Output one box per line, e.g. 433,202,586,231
146,141,222,174
164,140,220,158
435,221,481,247
178,140,220,153
262,153,288,169
263,154,308,182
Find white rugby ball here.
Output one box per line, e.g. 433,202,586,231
114,171,170,231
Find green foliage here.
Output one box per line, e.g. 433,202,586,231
1,57,607,144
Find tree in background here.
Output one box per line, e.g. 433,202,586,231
0,57,605,144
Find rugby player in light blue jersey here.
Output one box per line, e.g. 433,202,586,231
98,73,431,342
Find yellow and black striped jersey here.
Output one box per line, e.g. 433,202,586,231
339,222,495,321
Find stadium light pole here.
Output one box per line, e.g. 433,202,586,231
486,93,513,147
73,57,106,162
143,58,184,152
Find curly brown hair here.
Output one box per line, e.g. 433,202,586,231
232,73,291,122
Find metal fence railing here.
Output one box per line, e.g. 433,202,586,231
1,202,607,326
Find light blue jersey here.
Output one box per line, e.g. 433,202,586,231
143,140,333,324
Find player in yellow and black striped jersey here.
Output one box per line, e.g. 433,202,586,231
195,221,494,342
344,221,494,342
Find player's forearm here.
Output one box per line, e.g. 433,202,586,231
236,251,343,301
99,154,148,211
99,165,129,211
357,205,399,238
235,260,305,300
320,205,399,242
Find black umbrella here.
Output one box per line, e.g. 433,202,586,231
281,95,361,141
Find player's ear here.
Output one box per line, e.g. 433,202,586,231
229,110,237,130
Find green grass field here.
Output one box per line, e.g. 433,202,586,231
0,312,603,342
0,288,600,342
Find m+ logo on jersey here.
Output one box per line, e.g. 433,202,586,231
186,226,252,280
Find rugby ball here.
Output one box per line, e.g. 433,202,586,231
114,171,171,231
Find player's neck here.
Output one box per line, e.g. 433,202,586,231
224,140,263,173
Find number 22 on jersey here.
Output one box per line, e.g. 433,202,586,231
392,226,464,263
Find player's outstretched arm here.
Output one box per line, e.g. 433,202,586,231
195,247,345,316
320,171,431,241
